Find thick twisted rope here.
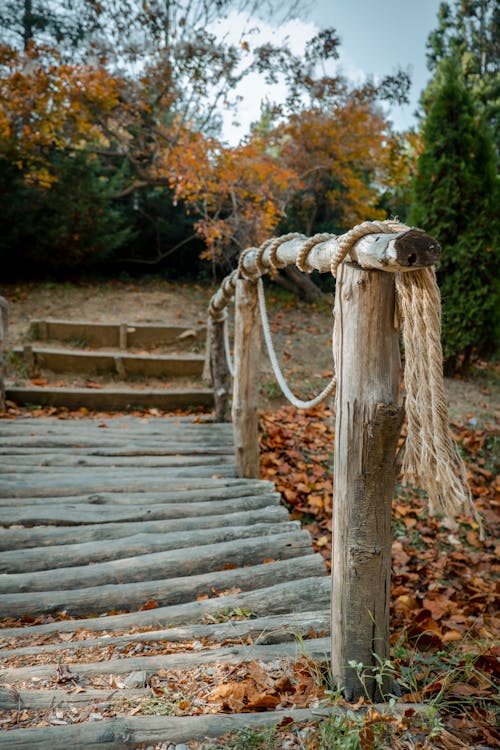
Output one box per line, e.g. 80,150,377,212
207,220,475,523
332,221,475,522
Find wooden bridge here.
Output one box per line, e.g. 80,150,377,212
0,222,453,747
0,414,330,748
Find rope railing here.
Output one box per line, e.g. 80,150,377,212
257,278,336,409
207,219,477,526
207,218,481,699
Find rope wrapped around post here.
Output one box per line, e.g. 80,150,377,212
207,219,476,526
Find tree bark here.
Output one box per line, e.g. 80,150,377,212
331,263,404,701
232,278,261,477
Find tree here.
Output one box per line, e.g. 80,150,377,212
275,95,401,236
0,2,412,279
426,0,500,150
0,149,132,277
0,43,132,275
0,0,99,53
409,59,499,372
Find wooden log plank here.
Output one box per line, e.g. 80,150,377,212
0,505,288,551
0,446,234,457
0,467,243,499
0,707,322,748
0,439,233,452
6,386,214,411
0,576,330,638
0,553,325,618
0,520,300,573
1,458,234,475
0,425,229,439
0,483,273,507
28,319,206,348
0,610,331,658
0,416,227,431
0,454,235,469
0,636,331,684
10,347,206,378
0,531,314,593
0,686,151,710
0,493,279,526
0,703,430,748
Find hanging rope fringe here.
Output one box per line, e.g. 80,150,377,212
207,220,477,524
335,221,478,525
396,268,479,525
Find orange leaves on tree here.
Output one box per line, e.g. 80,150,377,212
276,96,409,233
0,44,121,184
170,134,300,263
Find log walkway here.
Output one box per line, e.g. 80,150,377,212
0,415,329,748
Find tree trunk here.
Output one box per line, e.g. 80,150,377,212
331,263,404,701
232,278,261,477
279,266,323,302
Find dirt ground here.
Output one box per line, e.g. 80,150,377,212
1,277,499,426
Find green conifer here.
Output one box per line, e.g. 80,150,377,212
410,59,499,372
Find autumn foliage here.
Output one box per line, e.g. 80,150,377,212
0,29,414,277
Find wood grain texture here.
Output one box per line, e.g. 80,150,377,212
232,278,261,478
332,263,404,701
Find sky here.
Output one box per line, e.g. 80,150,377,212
213,0,443,144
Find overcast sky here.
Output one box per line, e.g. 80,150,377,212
214,0,443,144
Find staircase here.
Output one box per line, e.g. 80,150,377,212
6,319,214,411
0,415,329,748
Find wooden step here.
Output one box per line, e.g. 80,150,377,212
13,346,205,377
29,319,206,349
6,385,213,410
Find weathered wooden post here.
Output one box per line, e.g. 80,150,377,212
208,315,232,422
0,297,8,411
331,265,402,700
331,233,440,701
232,278,261,477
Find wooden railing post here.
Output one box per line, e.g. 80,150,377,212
209,317,231,423
232,278,261,477
0,297,8,411
331,264,404,701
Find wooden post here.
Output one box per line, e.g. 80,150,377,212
0,297,8,410
23,344,35,377
119,324,128,350
331,263,404,701
209,317,231,423
232,278,261,478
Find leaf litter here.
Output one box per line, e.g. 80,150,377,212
0,395,498,747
